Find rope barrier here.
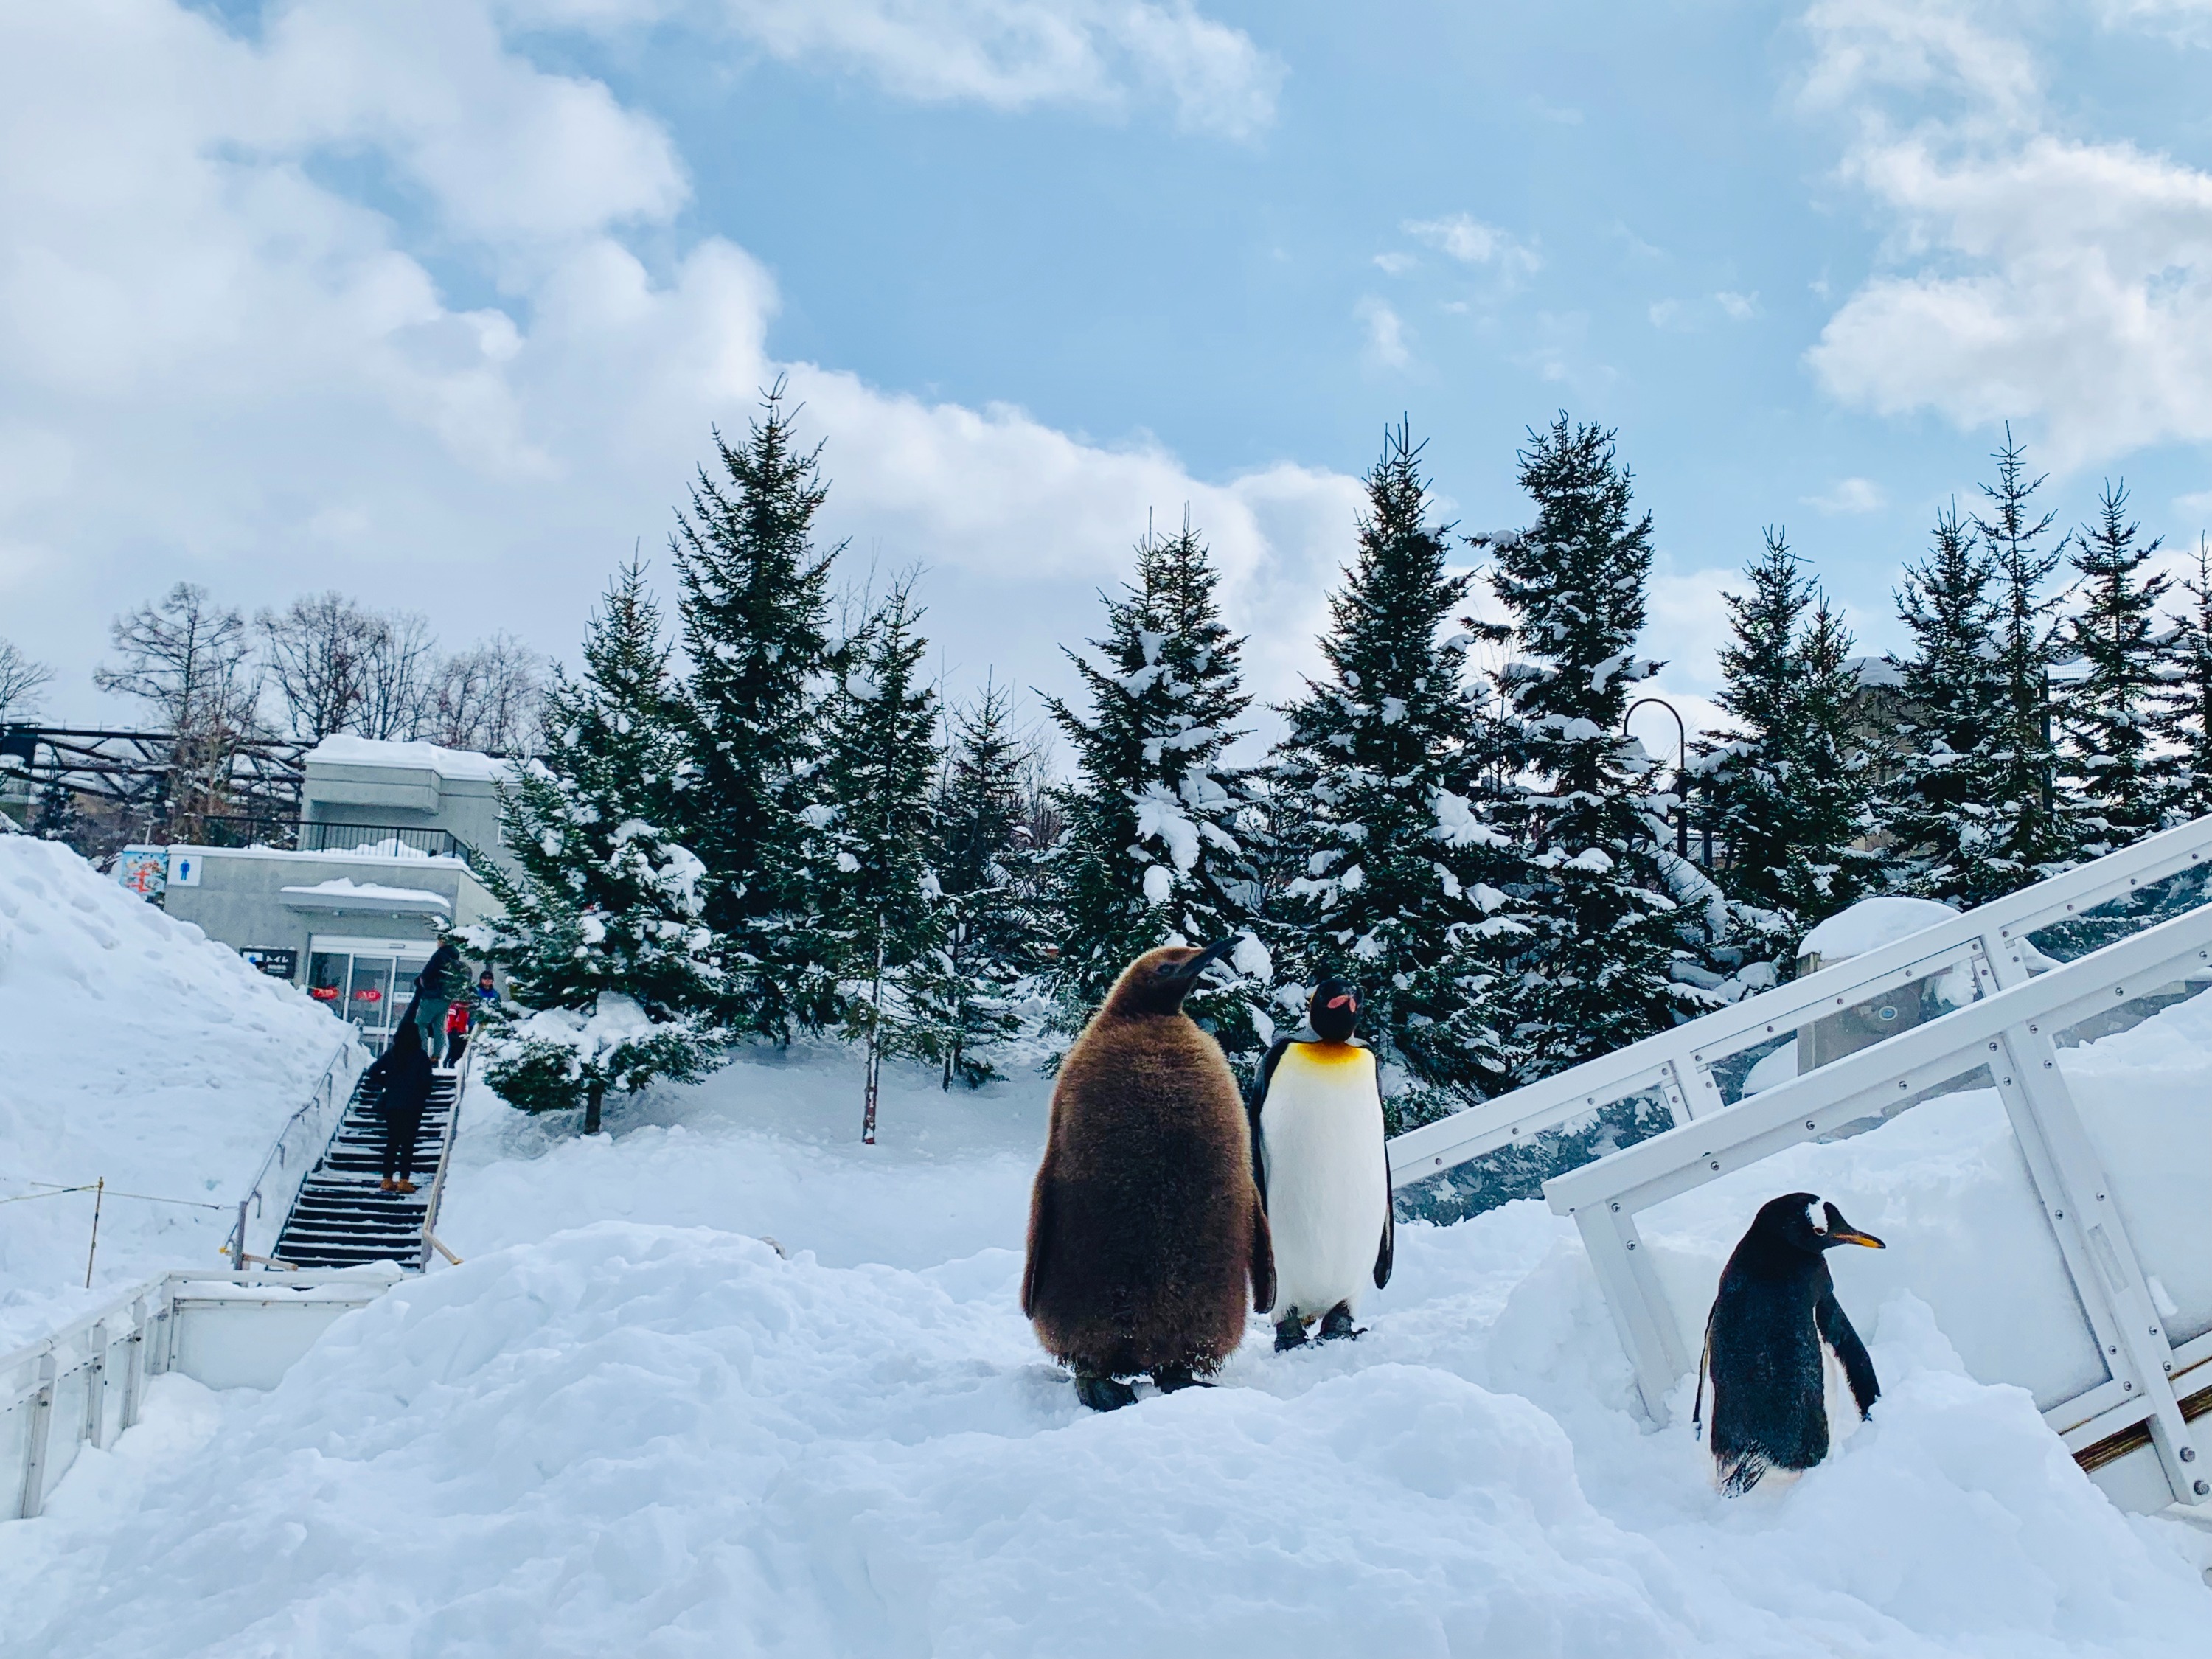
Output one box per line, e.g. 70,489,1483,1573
0,1177,229,1211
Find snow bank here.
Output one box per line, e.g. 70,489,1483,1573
0,839,357,1349
6,1012,2212,1653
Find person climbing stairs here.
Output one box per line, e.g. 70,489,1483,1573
274,1059,464,1270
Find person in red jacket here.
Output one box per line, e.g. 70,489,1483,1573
443,995,472,1066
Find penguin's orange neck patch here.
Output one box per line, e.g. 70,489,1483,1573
1294,1041,1364,1065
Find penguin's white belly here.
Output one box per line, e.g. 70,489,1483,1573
1259,1046,1387,1321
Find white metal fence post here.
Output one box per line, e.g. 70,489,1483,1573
16,1354,55,1521
1996,1018,2204,1506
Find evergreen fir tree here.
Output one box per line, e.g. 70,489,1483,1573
1878,503,2005,903
1488,415,1703,1076
914,676,1040,1088
2061,481,2169,853
669,382,839,1042
1273,423,1527,1124
2153,538,2212,826
1973,428,2081,889
1041,513,1271,1059
815,580,942,1141
465,560,724,1133
1697,530,1876,964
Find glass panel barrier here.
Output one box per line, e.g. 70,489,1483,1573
2056,973,2212,1347
1637,1065,2111,1413
1395,1089,1674,1225
2028,860,2212,965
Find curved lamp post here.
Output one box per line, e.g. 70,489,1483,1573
1623,696,1691,858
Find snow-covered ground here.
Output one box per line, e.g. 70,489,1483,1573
5,1012,2212,1656
0,838,358,1351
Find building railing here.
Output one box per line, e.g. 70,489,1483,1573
187,818,467,862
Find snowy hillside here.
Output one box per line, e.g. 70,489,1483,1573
4,1030,2211,1656
0,838,358,1349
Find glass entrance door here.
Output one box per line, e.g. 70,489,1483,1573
307,937,433,1051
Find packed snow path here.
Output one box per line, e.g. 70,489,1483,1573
4,1051,2210,1658
271,1065,461,1270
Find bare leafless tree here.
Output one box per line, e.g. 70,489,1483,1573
94,583,262,835
428,632,543,754
0,636,55,723
257,592,375,741
358,611,439,741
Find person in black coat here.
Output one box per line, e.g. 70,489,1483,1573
366,1020,435,1194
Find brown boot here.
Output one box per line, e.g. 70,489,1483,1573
380,1178,398,1193
395,1179,418,1195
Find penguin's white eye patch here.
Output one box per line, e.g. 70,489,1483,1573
1806,1200,1827,1234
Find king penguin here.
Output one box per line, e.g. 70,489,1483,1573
1247,978,1393,1352
1698,1192,1885,1494
1022,940,1276,1411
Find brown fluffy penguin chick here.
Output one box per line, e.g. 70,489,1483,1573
1023,942,1276,1408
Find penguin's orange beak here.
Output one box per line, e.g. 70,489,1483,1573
1831,1228,1885,1249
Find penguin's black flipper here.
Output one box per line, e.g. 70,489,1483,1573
1374,1143,1395,1289
1816,1288,1880,1419
1250,1192,1276,1314
1021,1164,1054,1320
1246,1037,1293,1205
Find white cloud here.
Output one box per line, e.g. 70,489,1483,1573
1355,297,1411,368
0,1,1354,720
1714,290,1758,320
1804,476,1887,514
1801,0,2212,467
702,0,1283,137
1402,213,1541,278
1372,251,1416,276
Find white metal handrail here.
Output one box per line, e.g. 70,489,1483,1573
1541,898,2212,1513
1,1267,397,1521
226,1041,364,1269
416,1051,470,1270
1390,813,2212,1193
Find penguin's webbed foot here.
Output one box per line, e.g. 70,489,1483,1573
1074,1370,1138,1412
1150,1364,1213,1393
1273,1318,1310,1353
1318,1304,1364,1342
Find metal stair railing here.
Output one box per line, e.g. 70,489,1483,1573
1389,812,2212,1201
416,1051,470,1270
1540,895,2212,1513
224,1041,364,1270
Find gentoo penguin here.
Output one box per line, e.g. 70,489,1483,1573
1697,1192,1885,1494
1248,978,1393,1352
1022,940,1276,1411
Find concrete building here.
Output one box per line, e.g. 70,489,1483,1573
158,737,512,1048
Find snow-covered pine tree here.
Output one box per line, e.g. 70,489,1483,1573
914,675,1040,1088
1974,428,2082,891
2061,481,2169,854
1041,513,1272,1059
1696,529,1875,966
1877,503,2005,903
669,382,839,1042
1486,414,1706,1076
1273,423,1527,1124
815,580,942,1141
465,559,724,1134
2154,539,2212,826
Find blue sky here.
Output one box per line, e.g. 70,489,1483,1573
6,1,2212,748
